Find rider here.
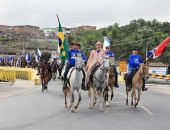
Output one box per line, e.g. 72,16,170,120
63,42,87,90
127,47,148,91
85,41,106,90
50,51,60,66
37,47,51,75
26,52,31,64
105,45,119,88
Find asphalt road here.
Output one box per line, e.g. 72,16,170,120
0,79,170,130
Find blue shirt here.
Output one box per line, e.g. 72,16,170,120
105,51,116,60
26,54,31,61
68,49,87,66
128,54,143,69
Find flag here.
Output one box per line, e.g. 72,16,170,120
103,36,110,50
57,42,60,53
37,47,42,56
57,15,68,61
153,37,170,58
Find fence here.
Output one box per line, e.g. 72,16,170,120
0,67,38,82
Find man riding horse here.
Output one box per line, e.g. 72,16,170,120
37,47,51,76
127,47,148,91
50,51,60,67
62,42,87,91
85,41,106,90
105,45,119,88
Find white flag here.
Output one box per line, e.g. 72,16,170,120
37,47,42,56
103,36,110,50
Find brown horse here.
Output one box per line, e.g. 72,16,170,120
21,57,27,68
124,63,149,108
0,59,5,66
104,57,115,107
39,58,50,92
51,59,58,81
30,56,37,69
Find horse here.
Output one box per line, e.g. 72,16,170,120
21,57,27,68
88,56,110,111
39,58,50,92
30,56,37,69
124,63,149,108
51,58,58,81
64,54,85,112
58,60,65,79
0,59,5,66
15,58,21,67
103,56,115,107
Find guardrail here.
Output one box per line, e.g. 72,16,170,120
0,67,38,82
149,73,170,80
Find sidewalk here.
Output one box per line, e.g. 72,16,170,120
0,79,40,100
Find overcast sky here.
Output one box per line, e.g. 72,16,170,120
0,0,170,28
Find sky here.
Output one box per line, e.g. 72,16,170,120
0,0,170,29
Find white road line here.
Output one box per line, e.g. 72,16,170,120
115,90,154,116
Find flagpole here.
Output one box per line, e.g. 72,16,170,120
145,42,149,60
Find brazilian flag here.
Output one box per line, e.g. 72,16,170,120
57,15,68,61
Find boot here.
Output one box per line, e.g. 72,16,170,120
114,69,119,88
114,82,119,88
142,78,148,91
62,80,67,91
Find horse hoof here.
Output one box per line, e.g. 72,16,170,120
71,109,74,113
74,106,78,109
131,102,133,106
126,102,128,105
89,106,92,109
65,105,67,108
106,101,109,107
100,109,104,112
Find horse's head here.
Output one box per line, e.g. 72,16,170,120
102,55,110,71
75,54,84,71
139,63,149,79
109,56,115,67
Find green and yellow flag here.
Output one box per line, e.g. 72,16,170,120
57,15,68,61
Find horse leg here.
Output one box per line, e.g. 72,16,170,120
136,88,141,107
104,87,109,107
131,88,134,106
126,86,129,105
88,86,93,109
98,90,104,112
75,91,81,109
133,88,138,108
70,91,75,113
42,79,44,92
64,88,68,108
110,85,114,101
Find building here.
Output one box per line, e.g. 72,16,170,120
41,28,56,37
0,25,8,33
149,62,168,75
12,25,42,36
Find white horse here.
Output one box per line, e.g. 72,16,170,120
64,54,85,112
88,56,110,111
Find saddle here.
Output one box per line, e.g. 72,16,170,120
90,65,100,83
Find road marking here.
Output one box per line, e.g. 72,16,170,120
115,90,154,116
